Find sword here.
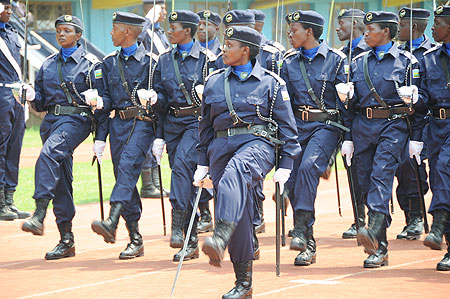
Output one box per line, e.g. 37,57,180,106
21,0,29,105
92,156,104,220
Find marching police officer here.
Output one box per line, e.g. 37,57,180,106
196,25,300,298
394,7,433,240
420,5,450,271
335,8,368,240
21,15,103,260
281,10,349,266
197,10,222,55
138,0,170,199
0,0,30,221
90,11,157,260
341,11,424,268
152,10,216,261
248,8,285,53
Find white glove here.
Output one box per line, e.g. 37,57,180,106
20,84,35,101
0,4,4,14
341,140,354,166
336,82,354,103
193,165,210,187
93,140,106,164
409,140,424,165
137,89,158,106
81,89,103,109
152,138,165,165
398,85,418,105
273,168,291,195
195,84,204,102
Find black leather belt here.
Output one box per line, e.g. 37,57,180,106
360,106,414,119
293,107,339,122
48,104,91,116
215,124,284,145
116,107,154,122
169,106,201,118
432,107,450,119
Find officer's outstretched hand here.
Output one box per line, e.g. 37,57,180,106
0,4,4,14
409,140,423,165
336,82,354,103
398,85,418,105
137,89,158,106
152,138,165,165
273,168,291,195
193,165,209,187
20,84,35,101
341,140,354,167
93,140,106,164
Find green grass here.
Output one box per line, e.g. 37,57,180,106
22,126,43,148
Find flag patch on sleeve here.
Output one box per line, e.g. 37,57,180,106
344,65,349,74
95,69,103,79
412,69,420,78
281,90,290,101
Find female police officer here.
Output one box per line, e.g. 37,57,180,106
21,15,103,260
195,26,300,298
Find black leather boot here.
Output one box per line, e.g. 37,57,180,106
222,260,252,299
21,198,50,235
253,229,260,260
152,167,169,197
357,211,385,255
294,226,316,266
173,219,199,261
0,188,18,221
364,228,388,268
140,168,159,198
197,201,213,233
119,221,144,259
397,198,423,240
437,233,450,271
202,220,236,267
290,210,311,251
5,189,31,219
254,199,265,234
342,204,365,239
170,209,187,248
91,202,123,243
396,211,410,240
424,209,450,250
45,221,75,260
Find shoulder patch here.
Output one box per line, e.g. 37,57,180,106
331,48,347,59
146,52,159,62
263,44,281,54
84,53,101,65
205,68,225,82
352,51,369,62
423,45,440,56
283,48,297,59
400,50,418,64
103,50,119,60
201,48,217,62
264,69,286,86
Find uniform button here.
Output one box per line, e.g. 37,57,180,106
236,94,239,97
374,72,377,75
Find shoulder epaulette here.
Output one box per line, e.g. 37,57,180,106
84,53,101,64
338,46,344,51
146,52,159,62
283,48,296,59
331,48,347,60
103,50,118,60
201,48,217,62
352,51,369,61
216,51,224,58
45,53,58,61
423,45,440,56
159,47,171,55
264,69,286,86
263,44,281,54
400,50,418,64
271,41,286,52
205,68,225,82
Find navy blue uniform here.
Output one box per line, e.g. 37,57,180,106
281,42,348,225
198,62,300,262
30,46,102,223
153,41,214,214
0,23,24,194
199,38,222,56
347,44,423,227
421,44,450,233
395,36,433,215
98,44,156,222
138,20,170,55
341,35,370,59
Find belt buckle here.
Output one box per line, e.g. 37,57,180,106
440,108,446,120
227,128,234,137
366,107,373,119
54,105,61,116
260,130,268,137
302,110,309,121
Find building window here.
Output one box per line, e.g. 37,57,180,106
29,2,72,31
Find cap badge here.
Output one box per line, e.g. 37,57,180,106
204,11,211,18
399,9,406,18
339,9,346,17
225,13,232,23
170,12,178,21
436,6,444,15
64,15,72,22
293,12,300,21
226,27,233,38
112,12,117,21
366,12,373,22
